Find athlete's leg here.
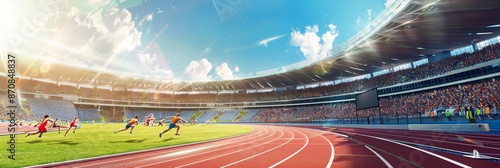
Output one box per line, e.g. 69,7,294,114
64,127,71,137
161,128,171,134
175,125,181,135
129,125,135,133
115,126,129,133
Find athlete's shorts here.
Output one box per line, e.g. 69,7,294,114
169,123,176,129
69,123,76,127
125,124,133,129
38,127,47,132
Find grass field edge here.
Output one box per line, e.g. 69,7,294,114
24,124,255,168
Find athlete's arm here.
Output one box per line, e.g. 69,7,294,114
34,121,42,126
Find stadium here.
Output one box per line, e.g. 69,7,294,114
2,0,500,167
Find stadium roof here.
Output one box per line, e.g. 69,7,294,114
5,0,500,91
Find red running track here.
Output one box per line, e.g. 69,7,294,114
29,125,500,168
332,128,500,168
30,125,388,168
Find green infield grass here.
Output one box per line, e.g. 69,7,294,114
0,123,253,168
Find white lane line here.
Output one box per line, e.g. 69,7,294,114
339,129,500,161
34,127,261,168
358,133,472,168
365,145,393,168
346,129,500,150
78,127,267,168
315,130,335,168
268,128,309,168
297,127,336,168
389,139,500,160
220,129,297,168
173,128,288,168
328,131,349,138
134,128,278,168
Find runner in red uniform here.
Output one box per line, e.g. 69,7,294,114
144,113,155,126
25,115,55,138
65,116,79,137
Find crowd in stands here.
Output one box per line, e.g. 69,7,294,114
253,103,352,122
254,108,295,122
3,76,499,123
12,44,500,104
2,43,500,123
253,77,500,122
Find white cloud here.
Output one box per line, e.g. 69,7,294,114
234,65,240,72
138,53,157,64
367,9,372,21
0,0,148,78
200,38,217,57
157,8,163,14
68,6,142,56
258,35,285,47
119,0,126,3
154,65,174,78
185,58,213,79
356,10,372,26
290,24,338,61
137,52,174,78
385,0,396,8
215,63,234,80
88,0,111,7
203,47,212,54
138,13,154,27
146,14,153,21
68,7,79,18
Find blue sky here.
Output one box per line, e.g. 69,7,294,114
0,0,391,81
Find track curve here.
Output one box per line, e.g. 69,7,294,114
30,125,499,168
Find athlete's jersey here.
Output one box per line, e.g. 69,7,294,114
171,116,180,124
40,118,50,128
128,118,138,125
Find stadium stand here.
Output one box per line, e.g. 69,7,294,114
2,41,499,126
75,107,101,122
178,110,197,122
41,82,59,95
39,43,500,103
27,98,78,121
124,109,176,123
59,84,79,95
216,110,241,122
196,111,219,123
227,109,260,122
